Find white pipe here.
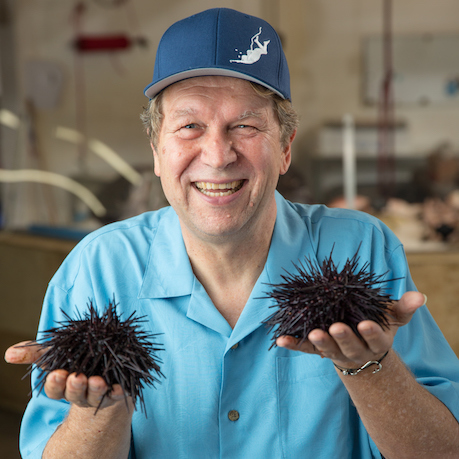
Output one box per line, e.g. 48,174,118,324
89,139,143,186
342,114,356,209
0,168,107,217
55,126,143,186
0,109,20,129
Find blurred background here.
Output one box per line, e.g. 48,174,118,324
2,1,459,457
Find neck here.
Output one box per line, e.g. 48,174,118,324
180,212,276,328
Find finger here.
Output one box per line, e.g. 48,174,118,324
276,335,318,354
326,323,371,365
86,379,129,411
276,335,299,349
86,376,110,407
43,369,70,400
357,320,393,355
63,373,89,406
308,328,345,360
326,322,393,367
109,384,126,400
4,341,45,365
390,291,425,326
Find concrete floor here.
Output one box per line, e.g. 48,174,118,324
0,409,22,459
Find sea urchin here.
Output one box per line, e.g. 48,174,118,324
25,298,164,414
263,247,396,347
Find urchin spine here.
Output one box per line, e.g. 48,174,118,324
25,298,164,414
263,247,397,347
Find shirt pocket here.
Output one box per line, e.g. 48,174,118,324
276,354,357,459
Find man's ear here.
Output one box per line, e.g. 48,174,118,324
280,129,296,176
151,142,161,177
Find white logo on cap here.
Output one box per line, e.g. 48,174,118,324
230,27,270,64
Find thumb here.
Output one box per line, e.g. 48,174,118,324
4,341,45,365
391,291,426,326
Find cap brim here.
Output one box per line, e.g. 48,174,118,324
144,68,286,100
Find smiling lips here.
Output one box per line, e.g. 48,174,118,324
195,180,244,197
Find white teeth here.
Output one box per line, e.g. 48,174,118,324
195,181,242,190
200,189,234,197
195,180,243,196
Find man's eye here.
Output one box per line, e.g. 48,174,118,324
177,123,202,139
234,124,257,132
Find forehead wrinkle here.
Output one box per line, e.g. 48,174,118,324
170,108,197,120
169,108,266,123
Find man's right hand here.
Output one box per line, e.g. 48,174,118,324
6,341,133,458
5,341,129,410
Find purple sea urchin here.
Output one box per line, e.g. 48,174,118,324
25,298,164,414
263,247,396,347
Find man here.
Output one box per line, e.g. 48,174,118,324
6,8,459,458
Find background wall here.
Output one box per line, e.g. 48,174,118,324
2,0,459,228
11,0,263,180
2,0,266,228
284,0,459,155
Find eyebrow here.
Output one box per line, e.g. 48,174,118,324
238,110,264,120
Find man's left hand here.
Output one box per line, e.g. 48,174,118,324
276,291,426,369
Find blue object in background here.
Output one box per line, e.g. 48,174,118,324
445,77,459,96
27,225,91,241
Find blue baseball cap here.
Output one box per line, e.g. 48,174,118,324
144,8,291,100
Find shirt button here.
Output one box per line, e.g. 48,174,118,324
228,410,240,422
231,343,239,350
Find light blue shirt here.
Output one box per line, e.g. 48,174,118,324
20,193,459,458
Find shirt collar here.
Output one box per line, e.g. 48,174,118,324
138,208,195,299
138,194,318,341
266,191,317,285
228,192,317,346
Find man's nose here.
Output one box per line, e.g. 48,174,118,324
200,129,237,169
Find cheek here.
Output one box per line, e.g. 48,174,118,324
157,142,196,183
255,142,285,176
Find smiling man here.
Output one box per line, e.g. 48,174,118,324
151,76,290,243
6,8,459,459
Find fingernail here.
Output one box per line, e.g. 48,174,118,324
423,294,428,305
360,327,372,336
277,336,296,349
91,384,105,393
333,330,346,338
4,350,14,363
4,347,19,363
54,373,65,384
71,379,84,389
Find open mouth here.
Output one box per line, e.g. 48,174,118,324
195,180,244,197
